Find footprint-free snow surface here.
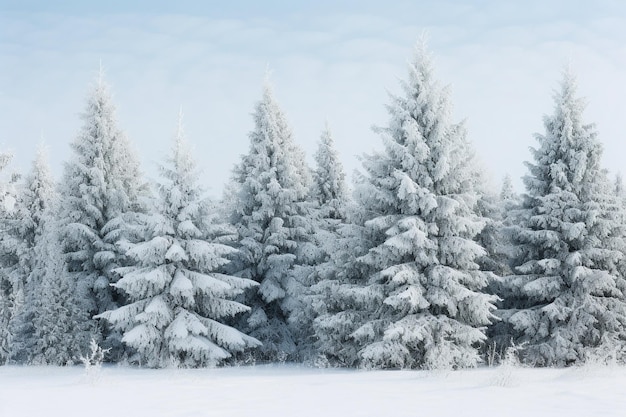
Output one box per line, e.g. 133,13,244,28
1,364,624,416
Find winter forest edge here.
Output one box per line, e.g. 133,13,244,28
1,38,626,370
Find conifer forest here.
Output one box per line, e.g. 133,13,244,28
3,40,626,371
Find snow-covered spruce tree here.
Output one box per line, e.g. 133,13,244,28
312,123,349,224
500,174,517,205
464,157,512,289
227,80,314,361
315,41,497,369
473,177,517,362
56,72,148,357
310,206,373,367
501,70,626,366
309,124,350,286
97,116,260,368
496,175,524,268
30,213,94,365
475,175,523,288
5,147,56,363
293,123,351,359
484,175,524,352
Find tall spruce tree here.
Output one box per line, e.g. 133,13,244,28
97,115,260,368
56,71,148,355
227,80,313,361
501,70,626,366
314,40,497,369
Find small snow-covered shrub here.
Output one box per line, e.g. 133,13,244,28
276,350,289,364
79,339,110,383
79,339,110,368
572,337,626,377
313,353,332,369
490,342,522,387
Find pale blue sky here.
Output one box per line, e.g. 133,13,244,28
1,1,625,195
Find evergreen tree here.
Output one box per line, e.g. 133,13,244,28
477,175,522,287
475,192,507,275
310,201,372,367
227,80,313,361
97,115,260,368
498,174,524,264
314,40,497,369
485,175,523,350
500,174,517,203
312,123,349,223
502,70,626,366
6,147,56,363
295,123,351,359
31,214,94,365
56,72,148,355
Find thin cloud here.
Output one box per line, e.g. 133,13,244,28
1,8,625,195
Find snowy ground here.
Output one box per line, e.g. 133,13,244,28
1,363,624,417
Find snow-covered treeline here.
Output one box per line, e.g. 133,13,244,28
1,40,626,369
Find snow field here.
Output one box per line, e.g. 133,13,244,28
1,364,625,417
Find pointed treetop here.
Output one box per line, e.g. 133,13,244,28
555,64,583,111
262,65,275,97
176,106,185,143
173,108,188,168
35,142,49,166
526,68,599,199
564,49,575,77
500,174,515,201
316,122,335,161
35,132,49,166
83,62,115,120
264,64,273,83
314,121,348,208
168,109,200,183
414,30,430,55
30,143,54,199
97,60,105,89
410,32,434,74
321,120,333,145
555,67,596,154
